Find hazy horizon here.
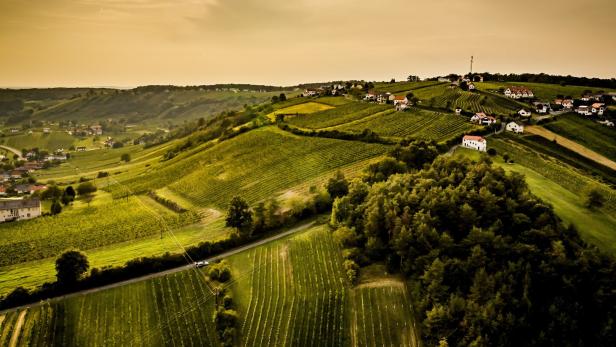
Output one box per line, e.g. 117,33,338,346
1,0,615,88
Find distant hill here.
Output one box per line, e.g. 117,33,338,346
0,85,294,126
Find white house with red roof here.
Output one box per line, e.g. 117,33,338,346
470,112,497,125
504,86,534,99
462,135,487,152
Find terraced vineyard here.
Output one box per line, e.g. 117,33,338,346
229,225,348,346
110,126,391,208
0,193,200,267
288,102,390,129
337,108,477,142
425,89,521,115
353,285,417,346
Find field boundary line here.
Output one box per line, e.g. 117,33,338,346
8,309,27,347
526,126,616,171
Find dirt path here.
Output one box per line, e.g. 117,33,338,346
8,309,27,347
0,145,23,160
526,126,616,171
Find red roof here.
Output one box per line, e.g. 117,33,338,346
394,95,406,100
463,135,486,142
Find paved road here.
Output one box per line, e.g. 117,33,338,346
0,220,316,315
0,145,23,160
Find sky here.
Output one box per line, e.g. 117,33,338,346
1,0,615,87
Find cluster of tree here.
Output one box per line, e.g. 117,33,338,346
478,72,616,89
277,123,395,145
330,156,616,346
270,93,287,103
206,261,232,282
213,285,238,347
363,140,442,183
40,185,76,215
132,84,287,93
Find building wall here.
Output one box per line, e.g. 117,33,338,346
0,206,41,222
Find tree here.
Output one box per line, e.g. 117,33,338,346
279,93,287,102
55,250,89,284
326,171,349,199
76,182,97,196
41,185,62,201
583,186,605,209
121,153,131,162
50,200,62,215
271,95,279,103
65,186,76,199
225,196,253,233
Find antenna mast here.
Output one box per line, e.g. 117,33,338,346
470,55,474,74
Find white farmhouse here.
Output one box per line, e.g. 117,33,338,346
462,135,487,152
591,103,606,116
506,122,524,133
0,198,41,223
518,109,531,117
470,112,497,125
576,105,592,116
504,86,534,99
393,95,408,106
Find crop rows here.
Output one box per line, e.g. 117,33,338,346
0,195,200,267
112,127,390,208
235,225,347,346
338,108,475,142
354,285,417,347
288,102,391,129
426,89,519,115
1,270,218,346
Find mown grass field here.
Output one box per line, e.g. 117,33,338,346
287,102,391,129
335,108,477,142
265,101,333,121
0,223,418,346
543,113,616,162
0,192,199,267
109,126,391,208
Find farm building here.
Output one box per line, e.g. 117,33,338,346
562,99,574,109
455,108,462,115
506,122,524,133
462,135,487,152
364,91,377,101
576,105,592,116
470,112,497,125
467,83,476,90
393,95,408,106
302,89,319,97
591,103,606,116
534,102,550,114
90,125,103,135
518,109,531,117
0,198,41,222
504,86,534,99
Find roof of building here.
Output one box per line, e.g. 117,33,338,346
394,95,406,100
463,135,486,142
592,103,605,108
0,198,40,210
507,86,533,94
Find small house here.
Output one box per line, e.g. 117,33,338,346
562,99,574,109
576,105,592,116
462,135,487,152
393,95,408,106
591,103,606,116
506,122,524,133
470,112,497,125
504,86,534,99
455,108,462,115
0,198,41,222
518,109,531,117
90,125,103,136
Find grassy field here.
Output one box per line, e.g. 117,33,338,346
0,132,78,152
109,126,391,208
0,192,200,267
335,108,477,143
34,142,174,184
265,101,334,121
542,113,616,162
0,223,418,346
372,81,444,94
287,102,391,129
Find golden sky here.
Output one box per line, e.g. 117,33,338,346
1,0,615,87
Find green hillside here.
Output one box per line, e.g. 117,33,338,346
476,81,616,101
